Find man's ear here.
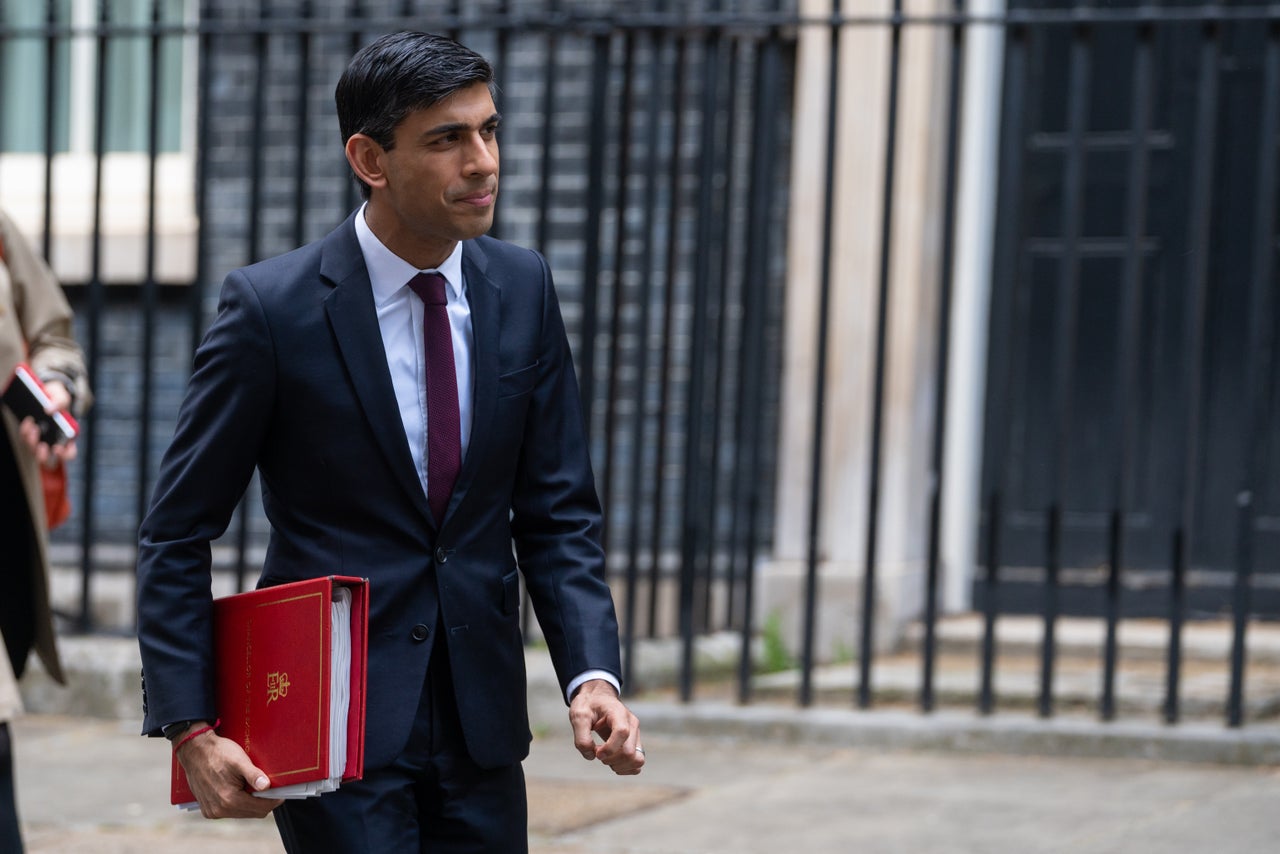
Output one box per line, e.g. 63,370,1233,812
344,133,388,191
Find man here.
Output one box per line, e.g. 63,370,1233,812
136,31,643,852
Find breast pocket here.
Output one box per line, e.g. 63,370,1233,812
497,361,538,399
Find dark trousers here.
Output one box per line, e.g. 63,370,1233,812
273,637,528,853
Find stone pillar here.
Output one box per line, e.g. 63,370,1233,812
762,0,960,660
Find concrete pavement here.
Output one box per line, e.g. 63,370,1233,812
13,613,1280,851
11,710,1280,854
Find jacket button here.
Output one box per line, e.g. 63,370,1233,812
434,547,449,564
411,624,429,642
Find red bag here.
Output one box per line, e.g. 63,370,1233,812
41,462,70,529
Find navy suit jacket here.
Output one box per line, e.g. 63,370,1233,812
137,213,621,770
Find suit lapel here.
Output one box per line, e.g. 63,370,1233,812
320,215,433,527
450,240,500,521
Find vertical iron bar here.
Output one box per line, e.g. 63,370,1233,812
799,0,841,710
135,0,164,599
488,0,509,240
1226,20,1279,728
445,0,461,42
736,33,781,704
979,492,1001,713
1039,20,1092,719
0,3,6,167
1102,19,1154,722
527,0,559,642
921,0,966,713
0,1,5,155
78,0,111,632
0,4,6,157
1167,17,1220,726
679,28,722,697
344,0,366,214
857,0,901,710
1165,529,1187,723
601,32,634,566
291,0,312,248
577,31,610,438
622,29,660,688
978,20,1030,716
647,34,686,645
632,28,665,640
234,4,272,594
691,4,727,637
191,0,214,360
534,0,558,258
41,0,57,260
723,39,749,634
708,36,740,631
663,34,693,700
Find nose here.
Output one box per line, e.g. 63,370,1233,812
464,133,498,177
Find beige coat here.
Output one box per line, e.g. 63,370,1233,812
0,209,92,721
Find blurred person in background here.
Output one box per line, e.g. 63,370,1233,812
0,207,92,852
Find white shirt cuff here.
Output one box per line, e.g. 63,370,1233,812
565,669,620,704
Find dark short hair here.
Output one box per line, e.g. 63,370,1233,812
336,31,495,197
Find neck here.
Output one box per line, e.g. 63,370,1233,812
362,202,456,270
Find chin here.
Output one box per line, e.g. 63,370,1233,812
461,217,496,240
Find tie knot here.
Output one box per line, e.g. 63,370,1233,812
408,272,448,306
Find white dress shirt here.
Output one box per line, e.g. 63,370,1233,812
355,205,473,497
353,205,618,703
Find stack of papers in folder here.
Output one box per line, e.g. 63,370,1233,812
171,576,368,808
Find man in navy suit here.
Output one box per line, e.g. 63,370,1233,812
136,31,643,852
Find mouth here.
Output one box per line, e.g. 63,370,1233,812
455,187,496,208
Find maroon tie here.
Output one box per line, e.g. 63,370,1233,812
407,272,460,524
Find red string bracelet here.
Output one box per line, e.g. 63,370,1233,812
173,718,220,753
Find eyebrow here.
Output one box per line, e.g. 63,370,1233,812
422,112,503,139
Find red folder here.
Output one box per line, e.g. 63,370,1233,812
170,576,368,806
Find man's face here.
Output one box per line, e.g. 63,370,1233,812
369,81,500,266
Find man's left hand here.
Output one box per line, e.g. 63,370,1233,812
568,679,645,776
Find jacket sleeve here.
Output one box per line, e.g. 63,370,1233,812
135,270,276,735
508,251,622,697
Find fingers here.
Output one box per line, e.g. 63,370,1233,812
567,687,645,776
568,699,600,760
47,437,76,465
41,381,71,414
593,706,644,776
177,732,282,819
16,380,75,467
18,417,43,457
17,416,76,467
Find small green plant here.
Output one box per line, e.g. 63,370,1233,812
757,612,796,674
830,637,857,666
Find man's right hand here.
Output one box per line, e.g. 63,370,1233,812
173,722,284,819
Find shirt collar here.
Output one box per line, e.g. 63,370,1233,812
354,202,465,307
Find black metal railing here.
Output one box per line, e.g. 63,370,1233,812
0,1,1277,731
